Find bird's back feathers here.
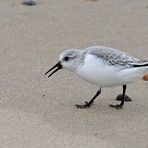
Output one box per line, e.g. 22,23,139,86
82,46,141,67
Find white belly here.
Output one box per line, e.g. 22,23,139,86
75,55,143,87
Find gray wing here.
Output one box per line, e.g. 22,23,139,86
83,46,144,67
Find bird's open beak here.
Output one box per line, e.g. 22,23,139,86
45,62,62,78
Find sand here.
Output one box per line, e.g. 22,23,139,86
0,0,148,147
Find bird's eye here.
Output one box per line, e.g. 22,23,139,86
64,56,69,61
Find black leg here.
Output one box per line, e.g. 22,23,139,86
110,85,126,109
76,88,101,109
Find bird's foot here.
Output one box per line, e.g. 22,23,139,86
109,104,123,109
76,101,92,109
116,94,132,102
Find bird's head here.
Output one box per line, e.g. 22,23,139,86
45,49,81,78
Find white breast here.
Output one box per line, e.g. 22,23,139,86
75,54,143,87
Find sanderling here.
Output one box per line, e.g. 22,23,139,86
45,46,148,109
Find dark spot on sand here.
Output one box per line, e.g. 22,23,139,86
42,95,45,97
86,0,99,2
94,133,98,136
11,3,15,6
116,94,132,102
22,0,36,6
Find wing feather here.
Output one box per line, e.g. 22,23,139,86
83,46,141,67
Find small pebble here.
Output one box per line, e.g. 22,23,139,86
42,95,45,97
143,73,148,81
116,94,132,102
86,0,99,2
22,0,36,6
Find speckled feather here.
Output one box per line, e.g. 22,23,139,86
82,46,142,67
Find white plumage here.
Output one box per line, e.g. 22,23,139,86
45,46,148,109
59,46,148,87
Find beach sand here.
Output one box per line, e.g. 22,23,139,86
0,0,148,147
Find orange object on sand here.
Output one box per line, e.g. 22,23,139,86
143,73,148,81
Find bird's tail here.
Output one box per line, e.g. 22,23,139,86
133,61,148,68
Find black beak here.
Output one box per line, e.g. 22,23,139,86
45,62,62,78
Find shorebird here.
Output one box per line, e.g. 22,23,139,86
45,46,148,109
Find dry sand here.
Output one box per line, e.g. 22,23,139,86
0,0,148,147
